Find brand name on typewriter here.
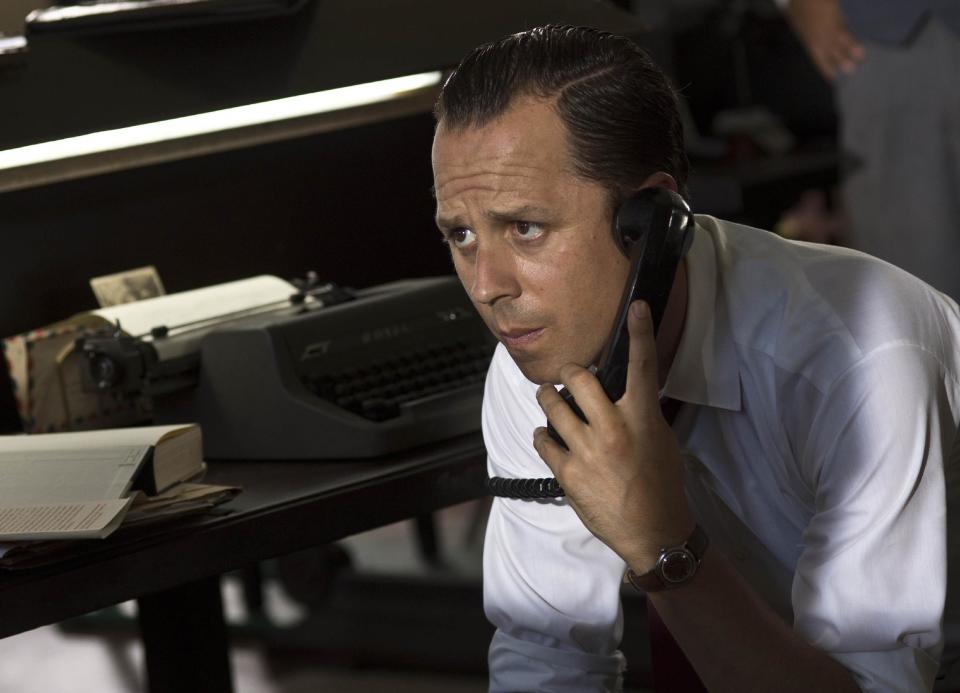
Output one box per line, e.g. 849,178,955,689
362,323,414,344
301,322,416,360
299,308,474,361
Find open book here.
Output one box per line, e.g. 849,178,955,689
0,424,206,540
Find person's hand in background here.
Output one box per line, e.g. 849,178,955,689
787,0,865,81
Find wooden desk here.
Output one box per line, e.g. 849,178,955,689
0,432,487,693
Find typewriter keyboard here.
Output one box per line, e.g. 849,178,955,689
303,339,493,421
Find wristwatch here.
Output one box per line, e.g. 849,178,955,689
625,524,709,592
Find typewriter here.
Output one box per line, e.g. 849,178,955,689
78,275,497,459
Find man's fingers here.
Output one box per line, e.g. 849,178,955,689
532,426,568,478
625,300,661,416
559,363,616,419
536,383,585,443
537,367,616,448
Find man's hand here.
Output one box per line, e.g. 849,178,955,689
787,0,865,82
533,301,695,573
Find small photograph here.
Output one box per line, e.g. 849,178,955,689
90,266,166,307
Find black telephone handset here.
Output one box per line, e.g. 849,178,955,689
546,187,694,449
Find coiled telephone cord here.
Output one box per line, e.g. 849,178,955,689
486,476,565,499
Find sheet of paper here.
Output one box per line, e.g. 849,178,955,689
0,445,147,504
91,275,296,339
126,482,239,517
124,494,238,525
0,497,133,540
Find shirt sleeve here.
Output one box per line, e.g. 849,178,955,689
481,345,628,692
792,344,959,692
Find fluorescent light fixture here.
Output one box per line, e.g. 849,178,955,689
0,70,443,172
0,35,28,56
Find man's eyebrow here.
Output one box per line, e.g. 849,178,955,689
435,205,555,231
435,213,463,231
485,205,553,222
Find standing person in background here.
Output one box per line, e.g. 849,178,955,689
785,0,960,302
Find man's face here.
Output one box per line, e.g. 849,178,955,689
432,96,632,384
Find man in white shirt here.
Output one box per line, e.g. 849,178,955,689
431,25,960,692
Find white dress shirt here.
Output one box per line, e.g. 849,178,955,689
482,215,960,692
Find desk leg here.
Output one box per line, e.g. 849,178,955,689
414,513,441,566
137,575,234,693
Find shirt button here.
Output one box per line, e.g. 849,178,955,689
734,547,750,561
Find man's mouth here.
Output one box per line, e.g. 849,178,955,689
499,327,545,348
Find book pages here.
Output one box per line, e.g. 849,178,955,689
0,497,133,541
0,424,194,454
0,445,148,504
0,424,205,542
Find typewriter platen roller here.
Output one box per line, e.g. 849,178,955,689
81,275,497,460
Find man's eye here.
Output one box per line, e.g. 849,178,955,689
447,228,477,249
515,221,545,240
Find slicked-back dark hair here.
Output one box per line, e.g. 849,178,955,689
434,25,689,203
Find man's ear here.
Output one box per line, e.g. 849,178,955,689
637,171,679,194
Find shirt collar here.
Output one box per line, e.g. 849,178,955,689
661,216,742,411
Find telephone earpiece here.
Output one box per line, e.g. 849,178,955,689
613,186,693,257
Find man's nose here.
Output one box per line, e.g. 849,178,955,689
470,241,521,306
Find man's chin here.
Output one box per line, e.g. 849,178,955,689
503,348,553,384
507,349,584,386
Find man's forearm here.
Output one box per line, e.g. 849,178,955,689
643,549,860,693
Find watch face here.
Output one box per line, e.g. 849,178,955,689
660,548,697,584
